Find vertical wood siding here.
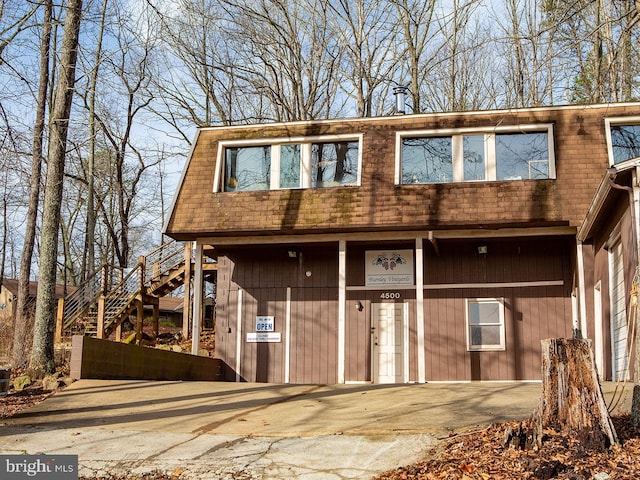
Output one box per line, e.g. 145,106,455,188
589,204,636,381
216,237,574,383
234,288,287,383
423,286,571,381
594,248,613,380
581,243,595,342
345,291,371,382
422,237,573,381
289,287,338,384
216,245,339,384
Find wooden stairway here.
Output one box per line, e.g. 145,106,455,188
57,240,209,342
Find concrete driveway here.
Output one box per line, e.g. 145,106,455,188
0,380,632,479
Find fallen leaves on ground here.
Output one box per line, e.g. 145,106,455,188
374,414,640,480
0,367,60,419
139,326,215,357
0,385,54,418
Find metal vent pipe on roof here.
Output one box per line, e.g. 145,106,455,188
393,85,408,114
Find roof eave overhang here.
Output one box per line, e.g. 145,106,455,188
196,102,640,133
578,158,640,242
170,225,577,248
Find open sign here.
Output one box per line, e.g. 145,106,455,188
256,316,275,332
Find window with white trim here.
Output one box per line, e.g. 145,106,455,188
214,135,362,192
396,125,555,184
465,298,506,351
605,118,640,165
225,145,271,191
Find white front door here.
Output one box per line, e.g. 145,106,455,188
372,302,407,384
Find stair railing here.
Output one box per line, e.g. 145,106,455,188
61,270,102,331
62,265,123,332
98,263,144,336
59,240,192,340
142,239,186,286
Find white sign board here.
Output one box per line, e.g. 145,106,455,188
365,250,414,286
247,332,281,343
256,316,275,332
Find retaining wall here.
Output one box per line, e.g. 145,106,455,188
70,335,223,381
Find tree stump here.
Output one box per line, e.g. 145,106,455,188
506,338,617,451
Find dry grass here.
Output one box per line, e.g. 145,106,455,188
0,313,12,366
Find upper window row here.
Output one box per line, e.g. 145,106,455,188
396,125,555,184
606,118,640,165
214,136,361,192
214,126,559,192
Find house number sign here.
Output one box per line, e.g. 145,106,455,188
380,292,401,299
255,316,275,332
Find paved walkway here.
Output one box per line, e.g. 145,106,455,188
0,380,633,479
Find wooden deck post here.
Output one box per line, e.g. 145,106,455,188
136,262,145,344
152,262,160,280
101,264,109,294
137,257,145,292
192,243,204,355
96,296,106,339
182,241,192,339
152,303,159,339
54,298,64,344
135,297,144,345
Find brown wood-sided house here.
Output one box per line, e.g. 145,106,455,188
0,279,74,322
164,103,640,385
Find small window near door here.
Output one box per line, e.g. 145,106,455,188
466,298,505,351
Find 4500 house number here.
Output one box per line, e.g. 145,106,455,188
380,292,401,299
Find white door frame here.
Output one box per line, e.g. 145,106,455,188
608,235,629,381
371,302,409,383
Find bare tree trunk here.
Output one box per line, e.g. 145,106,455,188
83,0,108,282
29,0,83,377
506,338,617,451
0,180,7,285
11,0,52,369
394,0,438,113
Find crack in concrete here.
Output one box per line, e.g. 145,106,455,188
194,436,249,458
139,435,198,461
256,435,388,480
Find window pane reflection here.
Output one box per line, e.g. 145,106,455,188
469,302,500,325
467,299,504,350
311,141,359,188
225,146,271,191
496,132,549,180
402,137,453,183
471,325,501,346
611,125,640,164
280,144,301,188
463,135,485,181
